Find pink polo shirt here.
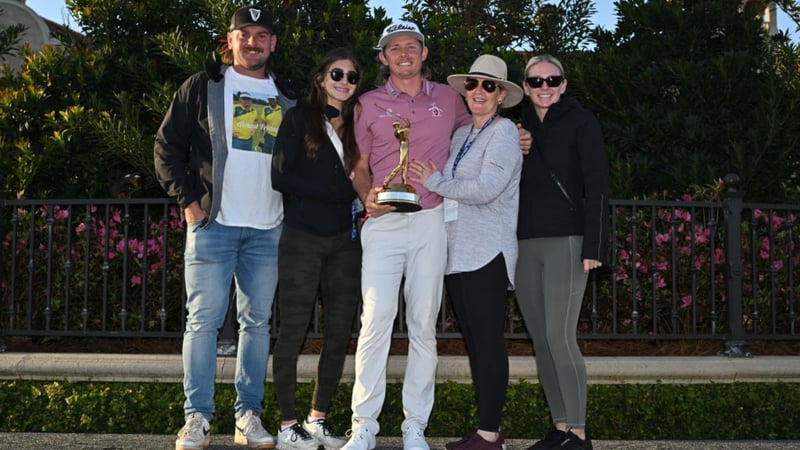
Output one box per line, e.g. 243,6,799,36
356,79,471,209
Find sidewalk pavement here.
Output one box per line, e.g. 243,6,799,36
0,434,798,449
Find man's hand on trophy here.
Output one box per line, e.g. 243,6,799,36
365,186,396,218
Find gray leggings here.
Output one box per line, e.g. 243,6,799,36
515,236,588,429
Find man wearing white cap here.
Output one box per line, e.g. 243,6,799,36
343,21,530,450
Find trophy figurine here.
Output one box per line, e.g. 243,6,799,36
376,118,422,212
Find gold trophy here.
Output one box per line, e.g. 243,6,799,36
376,119,422,212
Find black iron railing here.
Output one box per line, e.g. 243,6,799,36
2,175,798,354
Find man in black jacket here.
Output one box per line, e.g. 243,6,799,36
154,5,297,450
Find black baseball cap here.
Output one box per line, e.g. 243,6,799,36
229,6,274,32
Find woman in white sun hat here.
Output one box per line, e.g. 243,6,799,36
409,54,524,450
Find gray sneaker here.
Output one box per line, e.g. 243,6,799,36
341,419,377,450
402,425,429,450
304,418,346,450
234,410,275,449
175,413,210,450
276,423,320,450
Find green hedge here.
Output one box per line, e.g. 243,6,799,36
1,380,798,439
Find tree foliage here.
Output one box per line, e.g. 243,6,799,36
1,0,799,202
0,0,388,198
568,0,800,200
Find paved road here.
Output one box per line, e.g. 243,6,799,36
0,434,798,449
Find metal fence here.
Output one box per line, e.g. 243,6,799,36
2,175,799,354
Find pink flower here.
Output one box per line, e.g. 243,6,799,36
655,233,670,245
130,275,142,287
76,223,87,233
714,248,725,264
773,260,784,271
680,295,693,309
147,238,160,255
127,239,143,256
770,215,783,230
694,227,710,244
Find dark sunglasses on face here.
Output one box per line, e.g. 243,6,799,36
329,68,360,85
525,75,564,88
464,78,498,93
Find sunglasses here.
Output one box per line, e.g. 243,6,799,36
524,75,564,88
329,68,360,85
464,78,498,93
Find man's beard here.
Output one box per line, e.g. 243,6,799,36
237,47,268,71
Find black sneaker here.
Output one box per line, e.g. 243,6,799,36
557,430,592,450
526,428,566,450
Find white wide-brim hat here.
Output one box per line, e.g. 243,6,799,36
447,54,524,108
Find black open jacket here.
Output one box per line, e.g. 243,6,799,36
518,96,609,262
271,104,357,236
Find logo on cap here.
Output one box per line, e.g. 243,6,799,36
386,23,416,33
248,8,261,22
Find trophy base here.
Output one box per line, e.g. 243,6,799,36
376,189,422,213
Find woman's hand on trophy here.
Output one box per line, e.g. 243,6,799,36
408,159,437,184
365,186,396,218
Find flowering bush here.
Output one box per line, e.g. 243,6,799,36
2,200,186,334
587,184,799,338
2,191,798,340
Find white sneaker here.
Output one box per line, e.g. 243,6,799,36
276,423,320,450
402,426,429,450
304,418,346,450
340,419,377,450
234,410,275,449
175,413,210,450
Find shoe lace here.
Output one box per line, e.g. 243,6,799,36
404,427,423,438
403,426,425,443
290,423,314,442
179,414,205,438
238,412,267,437
345,422,369,441
312,418,337,437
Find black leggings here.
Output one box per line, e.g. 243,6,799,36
444,253,509,432
273,225,361,421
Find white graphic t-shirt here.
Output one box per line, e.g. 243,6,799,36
216,68,283,229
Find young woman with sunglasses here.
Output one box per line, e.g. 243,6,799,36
409,54,524,450
516,54,609,450
270,47,362,450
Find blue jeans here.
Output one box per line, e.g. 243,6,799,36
182,219,281,420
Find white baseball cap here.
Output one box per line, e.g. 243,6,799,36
377,21,425,49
